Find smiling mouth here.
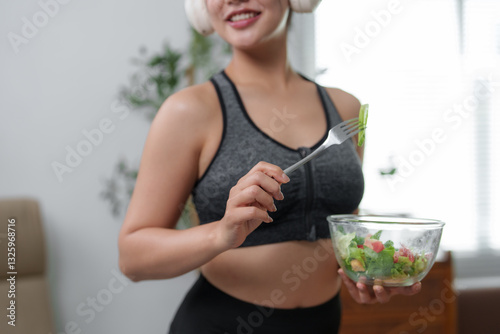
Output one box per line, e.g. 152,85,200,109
228,11,261,22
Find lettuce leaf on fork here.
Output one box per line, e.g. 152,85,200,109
358,104,369,146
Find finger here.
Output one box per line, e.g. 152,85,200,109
235,171,284,201
356,276,377,304
412,282,422,294
356,281,376,304
393,282,422,297
230,206,273,224
382,282,421,301
373,285,391,303
231,185,276,212
249,161,290,184
338,269,361,304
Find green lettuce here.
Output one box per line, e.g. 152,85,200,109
353,235,365,245
391,256,413,278
413,256,427,275
348,246,366,268
336,232,355,259
358,104,369,146
371,230,382,240
364,246,395,277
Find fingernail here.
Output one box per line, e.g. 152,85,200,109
272,204,277,212
268,215,273,222
279,190,284,200
282,173,290,183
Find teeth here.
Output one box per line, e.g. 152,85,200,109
230,12,256,22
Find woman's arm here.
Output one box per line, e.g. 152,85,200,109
118,86,220,281
118,85,289,282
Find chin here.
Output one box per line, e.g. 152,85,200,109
229,38,262,50
224,27,285,51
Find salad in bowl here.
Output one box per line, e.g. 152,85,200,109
328,215,445,287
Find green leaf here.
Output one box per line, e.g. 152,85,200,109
371,230,382,240
336,232,356,259
353,235,365,245
413,256,428,274
358,104,369,146
348,246,366,269
365,246,394,277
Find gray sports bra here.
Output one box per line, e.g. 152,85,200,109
191,71,364,247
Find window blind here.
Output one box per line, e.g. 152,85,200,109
462,0,500,252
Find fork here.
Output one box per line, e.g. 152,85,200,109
283,118,362,175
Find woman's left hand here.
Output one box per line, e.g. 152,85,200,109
338,268,422,304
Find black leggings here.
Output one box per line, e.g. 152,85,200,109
169,274,341,334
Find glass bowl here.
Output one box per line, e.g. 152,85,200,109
328,215,445,287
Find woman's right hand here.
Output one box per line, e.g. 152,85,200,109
217,161,290,250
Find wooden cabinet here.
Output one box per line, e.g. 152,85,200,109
339,252,457,334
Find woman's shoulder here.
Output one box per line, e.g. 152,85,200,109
148,80,221,150
158,80,219,120
323,86,362,120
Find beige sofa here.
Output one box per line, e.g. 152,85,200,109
0,198,55,334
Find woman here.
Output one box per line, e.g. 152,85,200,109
118,0,421,333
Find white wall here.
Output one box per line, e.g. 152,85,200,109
0,1,195,333
0,1,315,333
289,11,316,79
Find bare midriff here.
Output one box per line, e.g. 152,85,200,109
201,238,341,309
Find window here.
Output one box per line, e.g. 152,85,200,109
315,0,500,262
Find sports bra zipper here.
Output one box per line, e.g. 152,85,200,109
299,147,316,241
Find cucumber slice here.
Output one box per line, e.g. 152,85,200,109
358,104,369,146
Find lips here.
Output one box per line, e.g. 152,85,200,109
229,12,258,22
225,9,262,29
226,9,261,22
